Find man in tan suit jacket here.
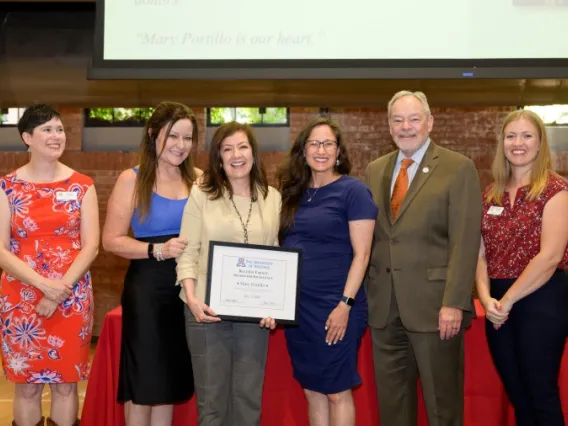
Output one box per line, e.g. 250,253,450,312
364,91,482,426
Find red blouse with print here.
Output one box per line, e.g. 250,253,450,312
481,173,568,279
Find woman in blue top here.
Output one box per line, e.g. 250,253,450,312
102,102,199,426
277,117,377,426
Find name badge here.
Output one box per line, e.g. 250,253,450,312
56,191,78,202
487,206,504,216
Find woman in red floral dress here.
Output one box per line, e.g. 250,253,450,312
0,105,100,426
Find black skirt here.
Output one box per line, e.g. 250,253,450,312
117,235,194,405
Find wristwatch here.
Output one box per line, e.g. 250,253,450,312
147,242,155,259
340,295,355,307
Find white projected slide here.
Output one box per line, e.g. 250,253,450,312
103,0,568,61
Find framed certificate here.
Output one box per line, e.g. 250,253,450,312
205,241,301,325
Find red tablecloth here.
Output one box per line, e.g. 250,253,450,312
82,300,568,425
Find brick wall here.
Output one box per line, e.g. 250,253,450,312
3,105,568,336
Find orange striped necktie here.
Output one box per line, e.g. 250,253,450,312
391,158,414,219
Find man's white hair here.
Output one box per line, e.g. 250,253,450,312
387,90,431,118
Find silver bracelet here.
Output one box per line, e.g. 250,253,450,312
156,243,164,261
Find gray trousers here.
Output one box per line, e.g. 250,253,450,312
184,306,270,426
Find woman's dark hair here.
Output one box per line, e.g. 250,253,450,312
200,121,268,201
134,101,198,219
277,117,351,243
17,104,61,144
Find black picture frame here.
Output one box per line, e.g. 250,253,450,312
205,241,302,325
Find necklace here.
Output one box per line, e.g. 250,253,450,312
306,187,319,202
230,197,253,244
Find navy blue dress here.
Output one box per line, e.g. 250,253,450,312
283,175,378,394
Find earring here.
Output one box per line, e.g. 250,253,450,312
336,158,340,166
27,146,31,153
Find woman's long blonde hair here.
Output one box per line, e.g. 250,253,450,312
485,109,553,205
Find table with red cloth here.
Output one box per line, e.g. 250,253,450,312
81,300,568,426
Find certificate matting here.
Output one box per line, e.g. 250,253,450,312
205,241,301,324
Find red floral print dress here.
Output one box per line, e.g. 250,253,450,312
0,170,94,383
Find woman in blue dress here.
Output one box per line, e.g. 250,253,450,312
277,117,377,426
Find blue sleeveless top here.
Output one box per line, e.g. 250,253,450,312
130,168,189,238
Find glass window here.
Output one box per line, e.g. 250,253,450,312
207,107,289,126
523,105,568,125
85,108,154,126
0,108,27,126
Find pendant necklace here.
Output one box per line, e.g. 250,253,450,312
230,197,253,243
306,187,319,203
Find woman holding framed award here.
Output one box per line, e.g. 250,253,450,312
176,121,281,426
277,117,377,426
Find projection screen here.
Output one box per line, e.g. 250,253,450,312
89,0,568,79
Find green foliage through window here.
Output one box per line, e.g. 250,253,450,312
86,108,154,126
208,107,288,126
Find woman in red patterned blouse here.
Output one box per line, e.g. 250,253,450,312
476,109,568,426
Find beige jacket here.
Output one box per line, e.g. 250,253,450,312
176,184,281,303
